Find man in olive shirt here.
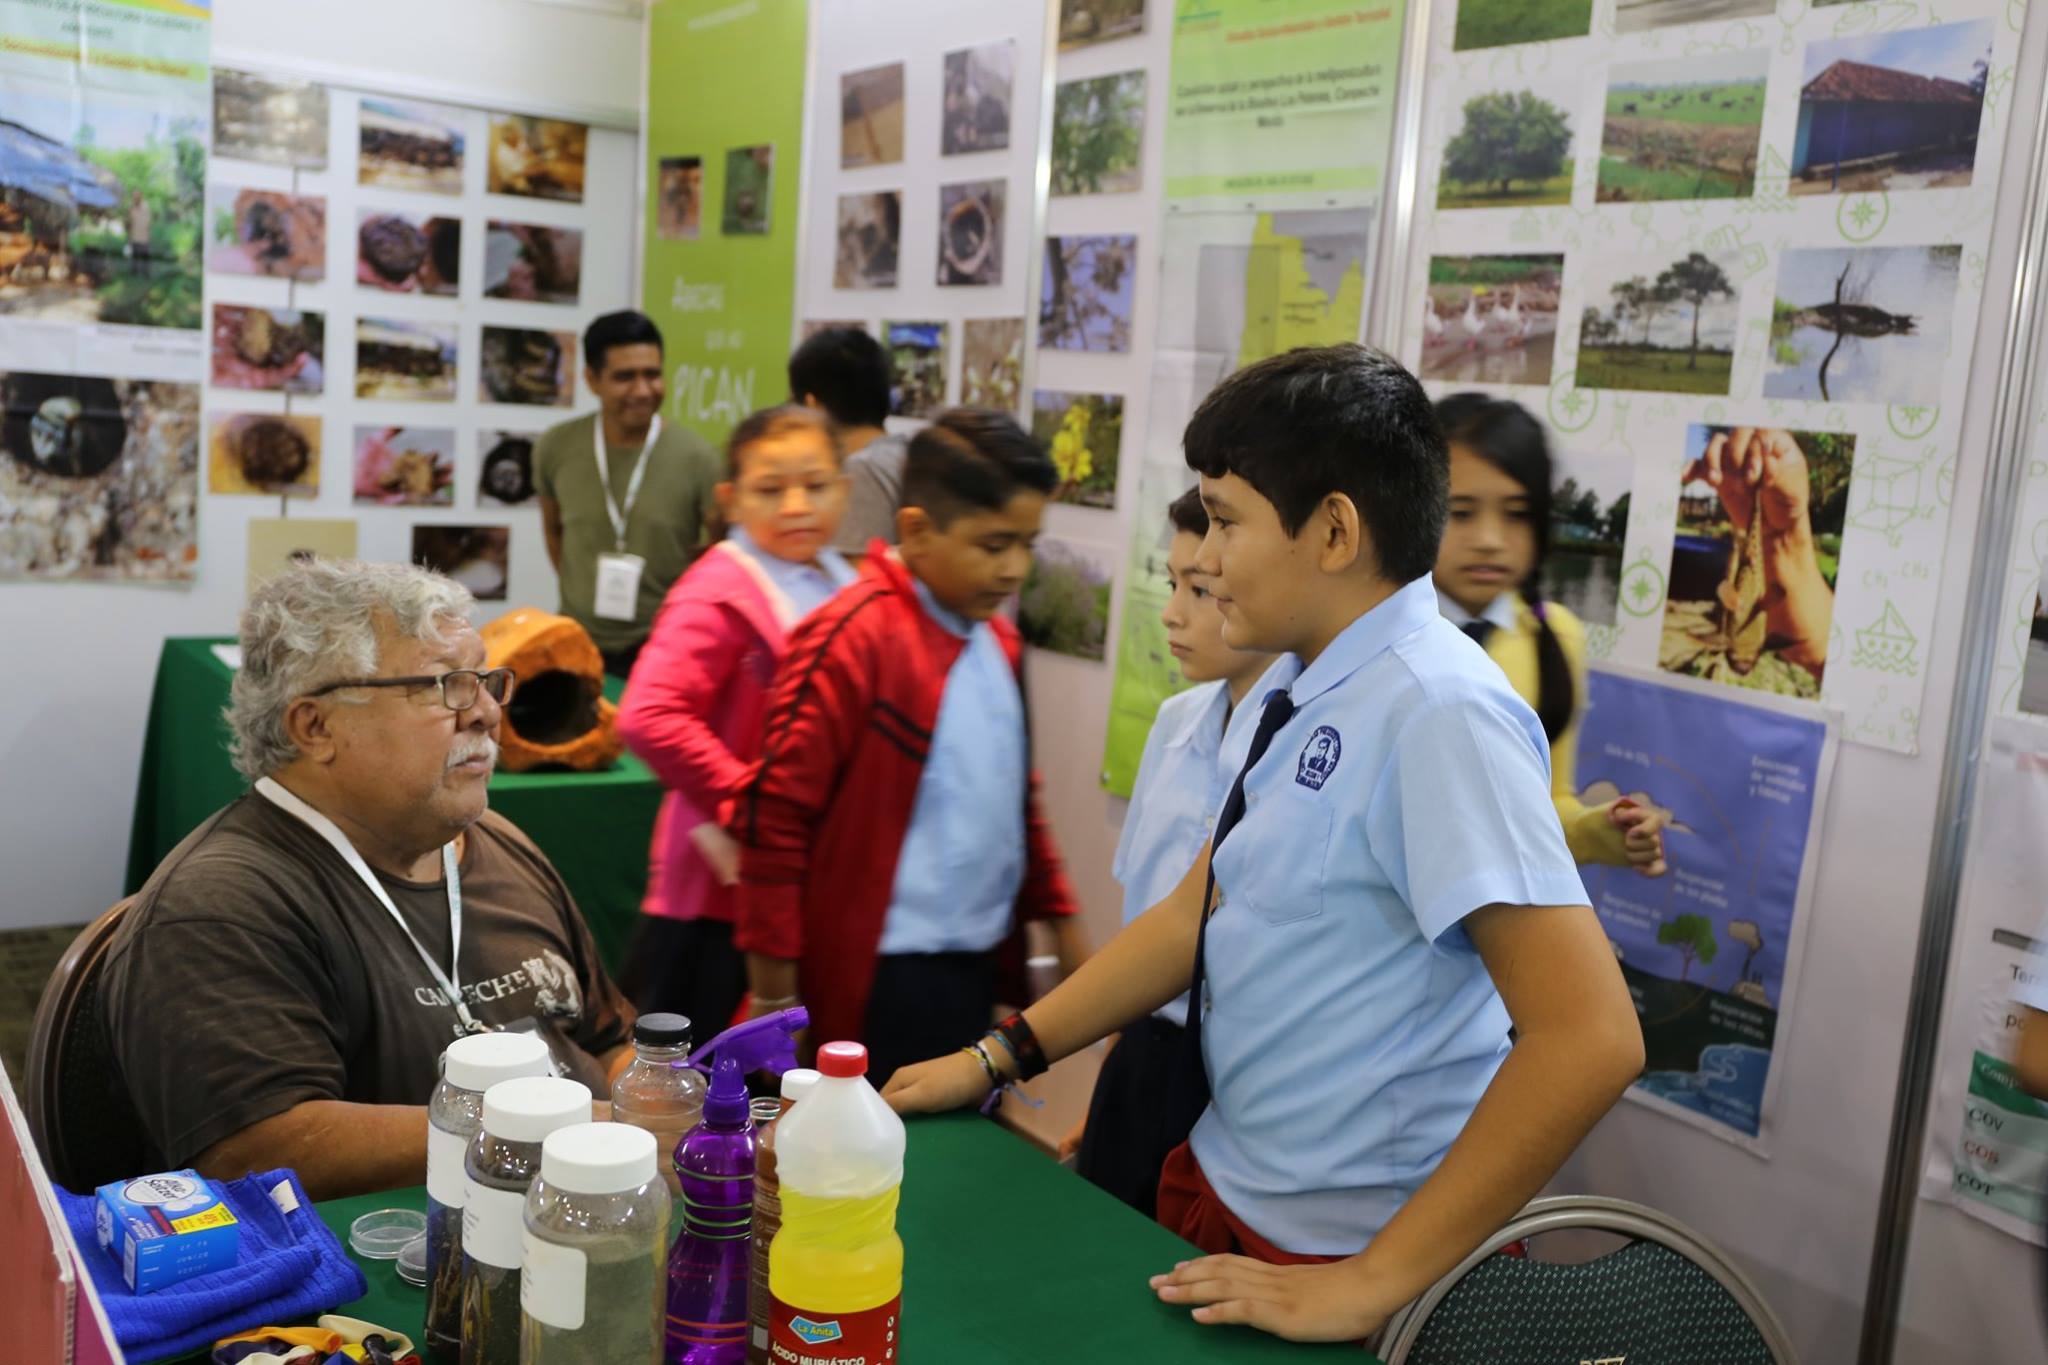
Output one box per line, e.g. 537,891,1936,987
535,310,721,677
102,560,635,1200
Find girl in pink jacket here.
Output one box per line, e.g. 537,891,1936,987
615,403,857,1031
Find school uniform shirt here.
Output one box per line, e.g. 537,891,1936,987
876,579,1028,955
728,546,1077,1045
1194,575,1590,1256
1438,588,1632,867
1111,659,1291,1026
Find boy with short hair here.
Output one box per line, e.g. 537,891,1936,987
886,347,1643,1343
787,326,906,557
729,408,1087,1084
1073,486,1282,1215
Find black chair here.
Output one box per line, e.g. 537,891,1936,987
24,899,150,1192
1376,1195,1798,1365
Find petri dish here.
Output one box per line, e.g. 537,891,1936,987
396,1232,428,1287
350,1207,428,1260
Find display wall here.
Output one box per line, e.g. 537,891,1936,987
0,0,644,933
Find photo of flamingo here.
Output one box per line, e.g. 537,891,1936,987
1419,253,1563,387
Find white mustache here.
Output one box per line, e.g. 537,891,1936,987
446,736,499,771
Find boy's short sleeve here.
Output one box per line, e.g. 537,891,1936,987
1368,690,1591,944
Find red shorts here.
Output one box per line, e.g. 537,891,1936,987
1155,1142,1342,1266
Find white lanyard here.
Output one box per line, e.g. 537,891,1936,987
593,414,660,553
255,778,486,1035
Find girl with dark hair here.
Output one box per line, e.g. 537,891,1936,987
1433,392,1667,876
613,404,857,1030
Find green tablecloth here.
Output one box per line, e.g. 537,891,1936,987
237,1114,1361,1363
123,637,661,975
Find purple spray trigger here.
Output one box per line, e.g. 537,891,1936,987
685,1007,809,1127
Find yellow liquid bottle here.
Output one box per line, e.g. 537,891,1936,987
765,1043,905,1364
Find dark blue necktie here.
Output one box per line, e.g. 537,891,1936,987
1462,618,1497,648
1182,688,1296,1106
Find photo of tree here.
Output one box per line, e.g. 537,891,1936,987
1576,250,1740,396
1763,245,1961,405
1453,0,1592,52
1040,234,1135,353
1436,82,1575,209
884,320,948,419
1546,448,1633,628
1597,50,1768,202
1051,71,1145,196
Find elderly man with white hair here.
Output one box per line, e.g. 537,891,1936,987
101,559,634,1199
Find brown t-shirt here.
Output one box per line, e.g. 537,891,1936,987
101,794,634,1168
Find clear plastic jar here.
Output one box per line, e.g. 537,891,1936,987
425,1033,554,1364
460,1076,591,1365
608,1012,705,1199
519,1123,670,1365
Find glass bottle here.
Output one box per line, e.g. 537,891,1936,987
609,1012,705,1199
519,1122,670,1365
425,1032,554,1365
460,1076,591,1365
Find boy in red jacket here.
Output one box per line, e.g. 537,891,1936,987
728,408,1087,1082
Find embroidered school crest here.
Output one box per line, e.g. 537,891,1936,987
1296,726,1342,790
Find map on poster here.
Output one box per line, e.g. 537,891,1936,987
1157,209,1370,366
1575,669,1834,1149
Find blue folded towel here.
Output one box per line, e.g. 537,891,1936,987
59,1169,369,1363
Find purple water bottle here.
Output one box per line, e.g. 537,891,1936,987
665,1010,807,1365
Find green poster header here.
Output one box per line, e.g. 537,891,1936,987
642,0,808,448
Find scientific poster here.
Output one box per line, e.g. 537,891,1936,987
1920,722,2048,1244
1394,0,2022,755
1575,669,1834,1149
642,0,807,446
1101,0,1404,793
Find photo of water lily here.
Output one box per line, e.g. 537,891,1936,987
1031,389,1121,509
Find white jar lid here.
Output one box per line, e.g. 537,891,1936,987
780,1067,822,1103
443,1031,553,1093
541,1123,658,1194
481,1076,591,1143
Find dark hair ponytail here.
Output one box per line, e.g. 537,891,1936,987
1433,392,1575,743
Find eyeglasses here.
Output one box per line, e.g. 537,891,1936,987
305,667,517,712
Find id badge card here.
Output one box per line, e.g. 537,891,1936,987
594,552,645,621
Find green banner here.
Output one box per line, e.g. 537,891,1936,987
642,0,808,448
1100,0,1405,795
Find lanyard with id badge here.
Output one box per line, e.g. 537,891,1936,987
593,415,660,622
256,778,564,1072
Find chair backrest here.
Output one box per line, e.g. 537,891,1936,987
23,898,150,1192
1377,1195,1798,1365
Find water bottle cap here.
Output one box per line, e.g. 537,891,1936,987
442,1031,552,1093
816,1042,867,1079
780,1067,822,1102
480,1076,591,1143
633,1012,692,1047
541,1122,657,1194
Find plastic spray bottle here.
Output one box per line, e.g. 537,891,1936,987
664,1009,808,1365
767,1041,906,1365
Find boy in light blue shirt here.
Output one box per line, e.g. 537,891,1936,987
1072,487,1281,1216
886,345,1643,1345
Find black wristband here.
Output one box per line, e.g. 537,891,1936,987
989,1013,1048,1081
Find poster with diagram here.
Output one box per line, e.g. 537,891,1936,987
1577,668,1835,1150
1395,0,2023,755
0,0,211,580
1101,0,1404,794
